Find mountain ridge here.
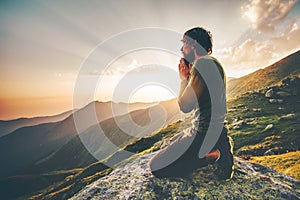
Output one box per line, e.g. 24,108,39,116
227,50,300,99
0,101,164,179
29,100,180,173
0,109,73,137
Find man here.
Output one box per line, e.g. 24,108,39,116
149,27,234,180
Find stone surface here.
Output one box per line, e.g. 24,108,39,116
231,120,247,130
252,108,262,112
280,114,296,121
269,99,284,104
276,91,291,97
264,149,275,156
71,152,300,200
264,124,274,131
265,88,275,98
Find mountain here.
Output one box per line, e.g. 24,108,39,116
21,99,180,175
0,110,73,137
227,50,300,99
0,101,158,179
0,101,181,199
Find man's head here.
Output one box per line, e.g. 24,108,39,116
181,27,213,62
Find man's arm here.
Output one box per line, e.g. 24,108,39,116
178,64,205,113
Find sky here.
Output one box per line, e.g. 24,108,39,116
0,0,299,120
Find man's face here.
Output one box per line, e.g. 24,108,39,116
181,36,195,63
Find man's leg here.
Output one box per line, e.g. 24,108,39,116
149,131,190,177
215,128,234,180
149,130,209,178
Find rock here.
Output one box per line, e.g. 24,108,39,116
232,104,245,109
259,88,267,94
70,153,300,200
277,99,284,104
276,91,291,97
269,99,276,103
244,118,256,123
231,120,247,130
282,76,300,86
264,149,275,156
237,103,245,108
290,76,300,85
269,99,283,104
233,117,242,122
264,124,274,131
244,91,254,95
228,108,237,112
278,107,285,110
282,77,291,85
265,88,275,98
244,118,257,125
243,107,250,112
252,108,261,112
280,114,296,121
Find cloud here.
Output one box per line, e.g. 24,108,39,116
89,59,162,76
217,1,300,77
242,0,297,32
218,39,274,73
88,59,139,76
54,72,76,79
217,18,300,77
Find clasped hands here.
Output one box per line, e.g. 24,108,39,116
178,58,191,81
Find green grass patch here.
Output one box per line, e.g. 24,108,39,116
250,151,300,180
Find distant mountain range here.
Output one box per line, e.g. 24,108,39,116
227,50,300,99
0,110,73,137
0,100,179,180
22,99,180,175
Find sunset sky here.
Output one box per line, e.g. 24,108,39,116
1,0,300,120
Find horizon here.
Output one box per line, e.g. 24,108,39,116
1,0,300,120
1,46,299,121
1,49,299,121
0,99,163,121
1,97,176,121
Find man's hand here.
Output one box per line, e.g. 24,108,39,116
178,58,190,81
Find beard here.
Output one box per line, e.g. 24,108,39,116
184,51,195,64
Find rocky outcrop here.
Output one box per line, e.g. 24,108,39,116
280,113,296,121
264,124,274,131
231,119,248,130
71,152,300,200
265,88,276,98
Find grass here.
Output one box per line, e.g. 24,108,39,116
226,81,300,156
225,78,300,181
250,151,300,180
0,169,81,200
